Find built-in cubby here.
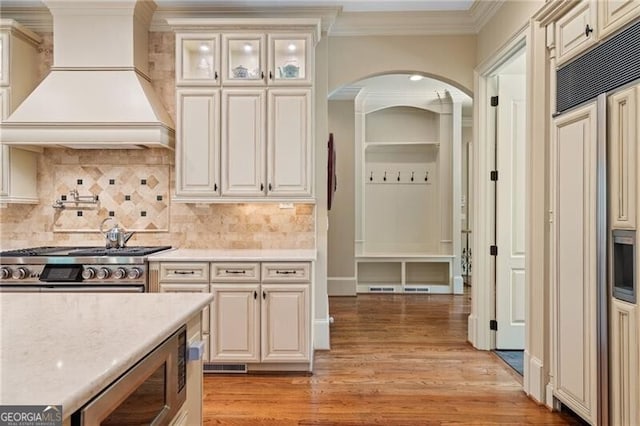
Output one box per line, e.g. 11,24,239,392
354,92,464,294
356,255,453,294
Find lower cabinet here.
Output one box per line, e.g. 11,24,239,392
210,261,310,364
610,299,639,426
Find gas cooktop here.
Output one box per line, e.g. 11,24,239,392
0,246,172,257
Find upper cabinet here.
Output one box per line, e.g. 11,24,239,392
555,0,597,66
221,33,312,86
170,19,320,203
598,0,640,39
0,19,41,204
554,0,640,67
176,33,220,85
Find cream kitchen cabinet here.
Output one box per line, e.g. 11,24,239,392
222,33,312,86
610,298,639,426
156,262,212,363
609,85,638,229
221,88,312,198
599,0,640,39
210,261,310,364
175,33,220,86
175,88,221,201
0,20,41,204
552,101,598,425
170,19,318,202
555,0,597,66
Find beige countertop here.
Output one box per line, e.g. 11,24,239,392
0,292,213,420
148,248,317,262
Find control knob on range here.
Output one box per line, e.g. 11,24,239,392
12,267,29,280
82,267,96,280
96,267,111,280
113,267,127,280
127,267,142,280
0,267,11,280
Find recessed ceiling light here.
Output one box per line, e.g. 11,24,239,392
288,43,297,52
243,43,253,53
409,75,424,81
199,43,210,52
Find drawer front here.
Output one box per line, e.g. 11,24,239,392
261,262,310,283
211,263,260,282
160,263,209,282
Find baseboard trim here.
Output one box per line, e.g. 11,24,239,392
314,318,330,350
453,275,464,294
525,351,545,403
328,277,357,296
546,382,555,409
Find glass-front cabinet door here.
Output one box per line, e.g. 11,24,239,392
268,34,312,86
176,34,220,85
222,34,266,85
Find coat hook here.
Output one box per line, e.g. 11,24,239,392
369,171,373,182
383,171,387,182
397,172,401,182
424,171,429,182
411,172,415,182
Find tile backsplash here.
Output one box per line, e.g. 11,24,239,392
0,148,315,250
53,164,170,232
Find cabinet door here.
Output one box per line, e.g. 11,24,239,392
221,89,266,197
552,101,598,424
261,284,309,362
176,33,220,86
267,34,313,86
599,0,640,39
176,89,220,200
222,34,266,86
210,283,260,362
556,0,597,66
267,88,312,197
159,283,211,362
608,86,637,229
610,299,639,426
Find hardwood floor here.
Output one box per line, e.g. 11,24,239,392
203,293,580,425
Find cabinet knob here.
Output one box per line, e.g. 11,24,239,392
268,183,272,191
261,71,265,79
262,291,266,300
260,183,264,191
214,71,219,80
269,71,273,80
214,183,218,191
585,24,593,37
254,290,258,299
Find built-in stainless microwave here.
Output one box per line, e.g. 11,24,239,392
612,230,636,304
72,325,186,426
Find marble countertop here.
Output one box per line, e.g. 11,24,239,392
149,248,317,262
0,292,213,419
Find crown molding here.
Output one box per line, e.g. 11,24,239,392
0,0,502,36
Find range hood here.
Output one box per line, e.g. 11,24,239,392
0,0,175,149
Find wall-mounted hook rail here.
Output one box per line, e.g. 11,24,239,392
383,171,387,182
425,171,429,182
397,172,401,182
411,172,414,182
370,172,373,182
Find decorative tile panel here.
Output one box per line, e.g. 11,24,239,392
52,165,170,232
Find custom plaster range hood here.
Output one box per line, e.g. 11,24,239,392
0,0,174,149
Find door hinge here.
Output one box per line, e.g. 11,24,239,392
490,96,499,107
490,245,498,256
490,320,498,331
490,170,498,181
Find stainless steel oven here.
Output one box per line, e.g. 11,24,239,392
0,246,171,293
72,325,187,426
612,230,636,303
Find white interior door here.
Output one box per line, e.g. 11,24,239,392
496,72,526,350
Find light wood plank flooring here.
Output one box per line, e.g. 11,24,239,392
203,293,580,425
